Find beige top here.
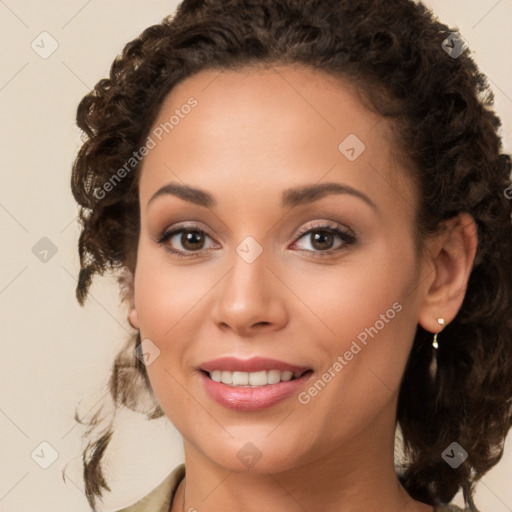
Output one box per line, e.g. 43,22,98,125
114,463,473,512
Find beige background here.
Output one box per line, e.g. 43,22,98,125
1,1,511,511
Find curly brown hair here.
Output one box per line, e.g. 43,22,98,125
69,0,512,510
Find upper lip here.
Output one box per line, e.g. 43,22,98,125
199,356,312,373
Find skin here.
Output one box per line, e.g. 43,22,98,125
127,65,478,512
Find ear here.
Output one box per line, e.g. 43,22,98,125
417,212,478,335
120,267,140,330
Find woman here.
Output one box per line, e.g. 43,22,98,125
70,0,512,511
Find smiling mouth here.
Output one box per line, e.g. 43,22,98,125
201,369,313,387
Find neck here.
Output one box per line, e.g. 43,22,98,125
170,410,434,512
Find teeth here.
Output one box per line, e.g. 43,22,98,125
267,369,281,385
233,371,249,386
248,371,266,386
221,370,232,384
209,369,303,386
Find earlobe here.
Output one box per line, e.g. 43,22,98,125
418,212,478,333
128,308,139,330
120,266,140,330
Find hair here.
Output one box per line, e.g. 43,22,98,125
69,0,512,510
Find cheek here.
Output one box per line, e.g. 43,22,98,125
133,244,219,339
132,245,223,412
300,243,418,395
132,255,197,427
299,243,414,343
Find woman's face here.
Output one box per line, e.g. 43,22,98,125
129,65,431,473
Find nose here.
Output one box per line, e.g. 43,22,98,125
210,246,288,338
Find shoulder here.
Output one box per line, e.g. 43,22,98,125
111,467,476,512
114,463,186,512
434,504,475,512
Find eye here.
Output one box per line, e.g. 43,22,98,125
157,221,356,259
157,224,218,258
291,222,356,257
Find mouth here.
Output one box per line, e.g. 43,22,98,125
200,368,313,387
199,366,315,411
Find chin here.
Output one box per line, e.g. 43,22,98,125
195,434,309,474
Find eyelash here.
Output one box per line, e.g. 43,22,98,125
156,222,356,259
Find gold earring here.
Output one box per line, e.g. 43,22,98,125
432,318,445,349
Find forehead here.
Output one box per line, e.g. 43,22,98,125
138,65,415,217
151,64,382,148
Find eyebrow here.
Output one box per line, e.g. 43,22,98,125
147,181,378,212
282,182,377,211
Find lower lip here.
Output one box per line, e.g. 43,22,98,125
199,371,313,411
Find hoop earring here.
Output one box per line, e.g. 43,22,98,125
432,318,445,349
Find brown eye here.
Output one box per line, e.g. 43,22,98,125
158,225,218,257
309,230,335,251
292,224,356,257
180,230,205,251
